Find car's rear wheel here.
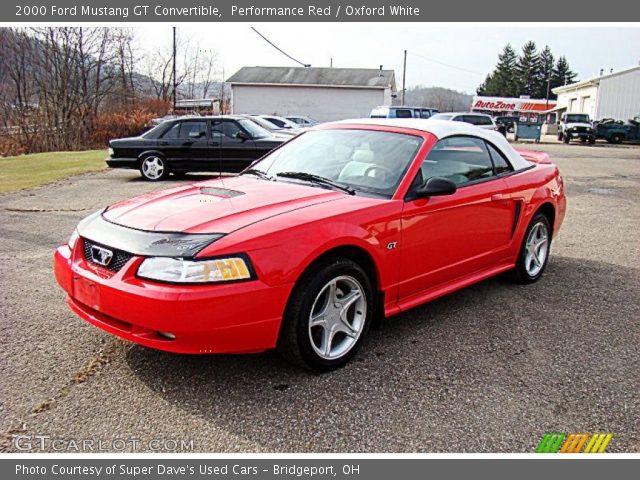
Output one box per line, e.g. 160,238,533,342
140,154,169,181
610,133,623,144
513,213,552,284
277,258,373,371
563,135,570,144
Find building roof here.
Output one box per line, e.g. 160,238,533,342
226,66,396,90
552,65,640,94
327,118,532,170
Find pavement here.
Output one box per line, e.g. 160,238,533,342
0,141,638,453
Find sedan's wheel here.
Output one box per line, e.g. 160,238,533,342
278,258,373,371
140,155,169,181
513,213,552,284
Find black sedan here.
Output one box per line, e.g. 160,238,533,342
107,116,285,181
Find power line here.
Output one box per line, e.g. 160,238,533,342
407,51,483,75
251,27,310,68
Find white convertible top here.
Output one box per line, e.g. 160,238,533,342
331,118,532,170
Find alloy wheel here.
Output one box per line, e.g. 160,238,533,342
524,221,549,277
308,275,367,360
142,156,165,180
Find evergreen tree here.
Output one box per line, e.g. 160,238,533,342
536,45,555,99
515,41,541,97
550,56,578,98
476,43,578,100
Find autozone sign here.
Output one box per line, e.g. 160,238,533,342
472,96,556,112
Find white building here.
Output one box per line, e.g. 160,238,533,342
227,66,396,122
552,65,640,121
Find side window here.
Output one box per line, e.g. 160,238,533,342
485,142,513,175
180,121,207,139
395,109,412,118
212,120,243,139
420,110,431,119
452,116,466,122
417,136,495,187
161,122,181,139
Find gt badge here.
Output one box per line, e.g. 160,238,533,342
387,242,398,250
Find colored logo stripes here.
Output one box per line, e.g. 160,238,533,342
536,433,613,453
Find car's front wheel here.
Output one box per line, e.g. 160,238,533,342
513,213,552,284
139,154,169,181
278,258,373,371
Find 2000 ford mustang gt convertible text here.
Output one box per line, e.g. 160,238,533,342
54,119,566,371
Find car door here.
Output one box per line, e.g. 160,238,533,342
157,120,209,171
211,119,257,172
176,120,210,170
398,135,516,300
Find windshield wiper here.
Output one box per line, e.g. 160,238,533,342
276,171,355,195
243,168,274,181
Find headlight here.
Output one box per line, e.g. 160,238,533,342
68,229,80,250
108,147,114,156
137,256,253,283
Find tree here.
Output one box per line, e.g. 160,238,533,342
476,44,517,96
515,41,541,97
536,45,555,100
550,56,578,95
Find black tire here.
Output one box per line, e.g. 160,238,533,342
557,132,563,141
580,137,587,144
513,213,552,284
563,134,570,144
277,257,374,372
139,154,170,181
610,133,623,144
588,136,596,145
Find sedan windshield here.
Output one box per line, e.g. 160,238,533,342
566,114,590,123
246,129,423,198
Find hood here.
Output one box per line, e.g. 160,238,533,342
103,176,344,234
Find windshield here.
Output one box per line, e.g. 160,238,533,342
246,129,423,198
565,114,590,123
238,119,271,139
430,113,454,121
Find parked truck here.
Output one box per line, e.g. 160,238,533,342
595,114,640,144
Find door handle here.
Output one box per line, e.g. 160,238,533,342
491,193,505,202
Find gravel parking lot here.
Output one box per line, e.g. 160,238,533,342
1,141,638,453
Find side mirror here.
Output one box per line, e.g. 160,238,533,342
415,177,457,197
235,131,249,141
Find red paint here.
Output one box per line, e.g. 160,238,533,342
54,123,566,354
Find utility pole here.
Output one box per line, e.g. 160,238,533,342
172,26,177,113
545,68,551,111
401,50,407,106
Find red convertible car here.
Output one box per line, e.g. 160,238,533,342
54,119,566,371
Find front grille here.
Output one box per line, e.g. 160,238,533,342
573,127,588,133
83,239,133,273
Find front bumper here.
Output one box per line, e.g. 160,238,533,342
54,241,291,354
566,130,595,139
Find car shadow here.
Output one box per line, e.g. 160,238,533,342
125,256,639,452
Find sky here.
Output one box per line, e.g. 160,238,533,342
136,24,640,94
